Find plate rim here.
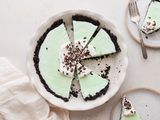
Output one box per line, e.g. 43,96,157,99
125,0,160,48
27,10,128,111
109,87,160,120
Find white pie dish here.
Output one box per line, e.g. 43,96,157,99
27,10,128,111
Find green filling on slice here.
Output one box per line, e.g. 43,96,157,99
141,0,160,34
39,24,73,99
73,21,97,41
90,28,116,57
121,114,142,120
78,70,109,100
73,20,117,58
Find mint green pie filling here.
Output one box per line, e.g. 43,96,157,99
121,114,142,120
73,21,116,57
78,71,109,99
73,21,97,41
39,24,73,99
90,29,116,56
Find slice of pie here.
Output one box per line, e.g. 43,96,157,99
73,14,100,41
141,0,160,34
120,96,142,120
78,66,109,101
34,20,74,102
88,28,121,57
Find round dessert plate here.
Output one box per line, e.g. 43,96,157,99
126,0,160,48
27,10,128,111
110,88,160,120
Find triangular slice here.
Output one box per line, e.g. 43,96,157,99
141,0,160,34
72,14,100,41
78,66,109,101
120,96,142,120
34,20,73,102
85,28,121,58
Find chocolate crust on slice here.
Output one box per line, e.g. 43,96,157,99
33,19,71,102
84,81,110,101
79,28,121,61
72,14,121,53
72,14,100,26
103,28,121,52
153,0,160,2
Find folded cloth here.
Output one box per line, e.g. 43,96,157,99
0,58,70,120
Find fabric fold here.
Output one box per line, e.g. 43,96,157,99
0,57,69,120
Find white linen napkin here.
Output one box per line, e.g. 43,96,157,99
0,57,70,120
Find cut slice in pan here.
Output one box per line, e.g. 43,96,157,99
88,28,121,57
34,20,74,102
78,65,110,101
72,14,100,42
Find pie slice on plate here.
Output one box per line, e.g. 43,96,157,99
120,96,142,120
141,0,160,34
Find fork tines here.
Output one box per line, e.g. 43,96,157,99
129,0,140,17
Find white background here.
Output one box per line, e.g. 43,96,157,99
0,0,160,119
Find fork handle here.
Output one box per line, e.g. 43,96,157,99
136,24,148,59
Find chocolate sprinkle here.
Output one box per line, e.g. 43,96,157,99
83,37,87,39
70,84,79,98
90,72,93,75
124,98,132,110
71,27,73,31
70,90,78,98
100,65,111,79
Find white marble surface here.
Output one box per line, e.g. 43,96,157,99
0,0,160,120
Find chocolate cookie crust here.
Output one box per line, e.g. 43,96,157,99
33,19,70,102
84,82,110,101
72,14,100,26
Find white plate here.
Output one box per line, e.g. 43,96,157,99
126,0,160,48
27,10,128,111
110,88,160,120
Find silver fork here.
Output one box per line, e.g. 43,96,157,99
129,0,148,59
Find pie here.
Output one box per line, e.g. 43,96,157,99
33,14,121,102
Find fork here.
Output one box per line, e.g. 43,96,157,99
129,0,148,59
